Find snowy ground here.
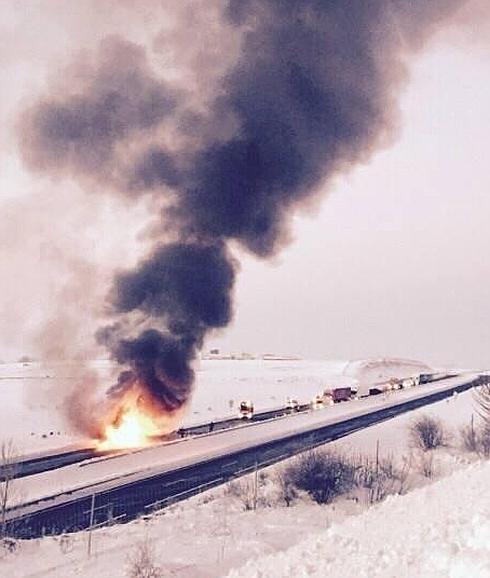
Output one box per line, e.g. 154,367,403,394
227,460,490,578
1,380,487,578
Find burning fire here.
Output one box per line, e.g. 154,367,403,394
98,406,159,450
95,380,184,451
96,383,186,450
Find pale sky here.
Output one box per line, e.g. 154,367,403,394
211,33,490,367
1,2,489,368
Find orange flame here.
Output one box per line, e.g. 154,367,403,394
98,405,160,450
96,382,183,450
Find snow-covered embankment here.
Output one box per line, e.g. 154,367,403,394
227,460,490,578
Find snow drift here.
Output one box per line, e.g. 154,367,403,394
343,358,432,386
226,460,490,578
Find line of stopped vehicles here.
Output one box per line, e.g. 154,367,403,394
237,371,456,420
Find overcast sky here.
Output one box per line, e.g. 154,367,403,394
213,38,490,368
1,1,489,369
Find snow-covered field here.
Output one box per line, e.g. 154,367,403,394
0,359,349,454
0,359,488,577
0,357,437,456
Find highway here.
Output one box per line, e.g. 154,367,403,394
5,373,481,539
0,405,303,480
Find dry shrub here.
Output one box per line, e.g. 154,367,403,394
476,385,490,457
417,451,435,479
277,450,411,507
480,425,490,457
0,440,18,539
126,539,163,578
58,533,74,555
283,450,356,505
409,415,446,452
460,414,490,458
476,382,490,418
225,479,256,511
275,468,298,507
0,537,17,557
356,454,412,503
460,422,479,454
225,473,273,510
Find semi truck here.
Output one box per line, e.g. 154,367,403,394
323,386,353,403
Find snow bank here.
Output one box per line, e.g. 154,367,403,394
343,358,431,385
226,460,490,578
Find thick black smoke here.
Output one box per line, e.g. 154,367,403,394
18,0,465,423
19,36,180,190
114,242,234,333
95,241,235,413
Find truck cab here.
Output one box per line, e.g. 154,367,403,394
239,400,254,419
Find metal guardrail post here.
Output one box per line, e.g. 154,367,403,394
252,455,258,511
87,493,95,557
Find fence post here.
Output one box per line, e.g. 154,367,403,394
252,457,258,511
87,493,95,557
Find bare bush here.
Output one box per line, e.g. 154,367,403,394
0,536,17,559
225,479,246,499
225,479,256,511
460,419,480,454
417,451,435,478
58,533,74,555
275,468,298,507
0,440,18,540
468,422,490,457
457,389,490,457
284,450,356,505
226,480,255,511
396,455,413,495
356,454,412,504
476,382,490,418
480,427,490,457
476,385,490,457
409,415,446,452
126,539,163,578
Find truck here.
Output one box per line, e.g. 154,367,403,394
388,377,403,390
239,400,254,419
310,394,324,409
286,397,300,412
323,386,352,403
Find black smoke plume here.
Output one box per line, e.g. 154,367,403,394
19,36,180,191
18,0,465,427
96,241,235,414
